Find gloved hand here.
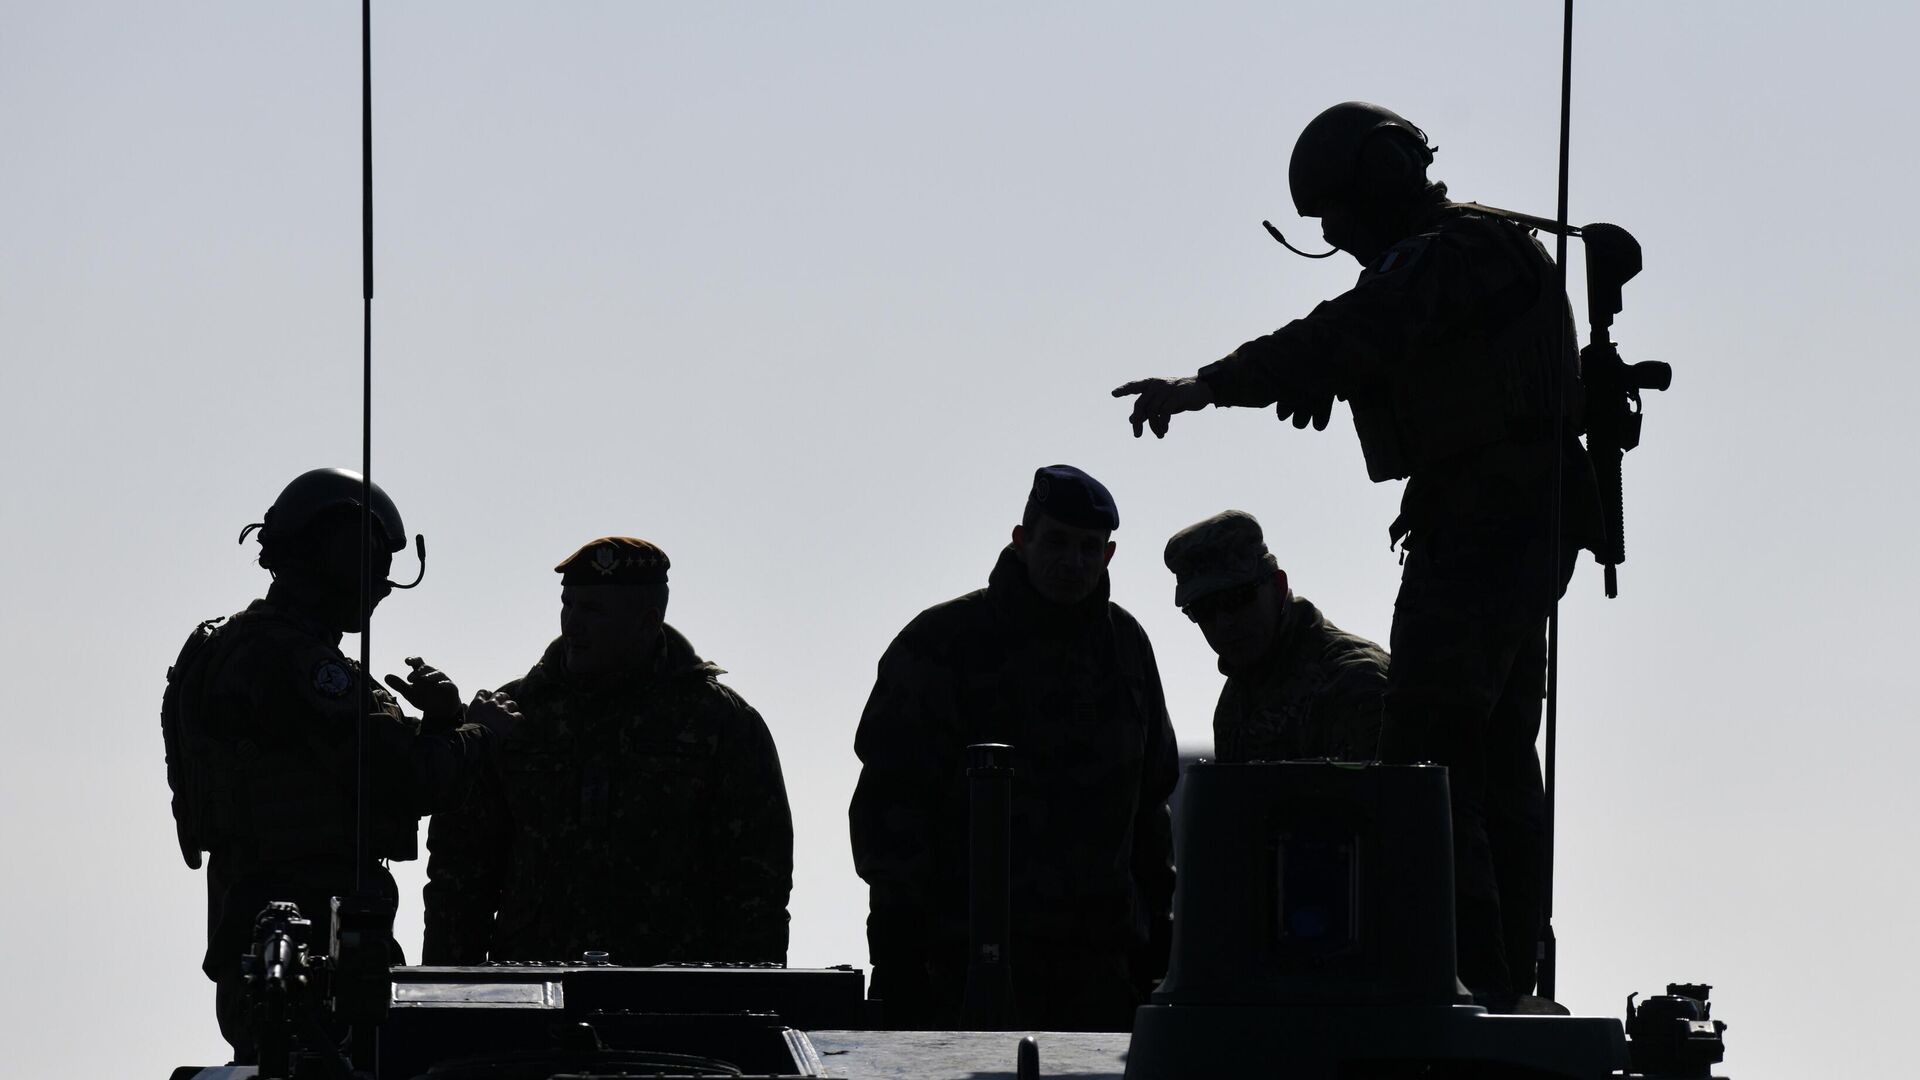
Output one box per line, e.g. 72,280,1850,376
465,689,523,739
1276,393,1334,431
384,656,463,722
1112,376,1216,438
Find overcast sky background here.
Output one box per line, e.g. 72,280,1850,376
3,3,1915,1076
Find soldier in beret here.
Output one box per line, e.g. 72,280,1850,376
850,465,1179,1032
1164,510,1387,763
422,537,793,966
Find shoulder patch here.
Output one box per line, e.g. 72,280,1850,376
1366,236,1430,278
312,659,354,699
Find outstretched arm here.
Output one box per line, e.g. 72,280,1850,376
1197,232,1480,411
1114,231,1471,440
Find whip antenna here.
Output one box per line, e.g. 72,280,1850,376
355,0,375,897
1540,0,1575,1003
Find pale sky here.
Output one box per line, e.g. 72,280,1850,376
3,3,1915,1077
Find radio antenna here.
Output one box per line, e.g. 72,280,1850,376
354,0,376,897
1540,0,1575,1003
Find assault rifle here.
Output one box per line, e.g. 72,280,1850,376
1576,223,1671,598
1451,204,1673,597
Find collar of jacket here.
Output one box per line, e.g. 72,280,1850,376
1216,589,1312,679
257,581,345,646
985,543,1112,634
523,623,721,698
1405,181,1453,233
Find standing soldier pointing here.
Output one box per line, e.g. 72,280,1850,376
1113,102,1600,1011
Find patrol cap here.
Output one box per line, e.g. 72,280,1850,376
1164,510,1280,608
1024,465,1119,532
556,537,670,586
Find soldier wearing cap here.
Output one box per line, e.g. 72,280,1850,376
1164,510,1387,763
162,468,516,1062
422,537,793,967
849,465,1179,1032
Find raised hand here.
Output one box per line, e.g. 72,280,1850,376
383,656,463,720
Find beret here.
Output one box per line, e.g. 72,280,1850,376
1024,464,1119,532
555,537,670,586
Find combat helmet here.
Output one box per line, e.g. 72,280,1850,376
238,467,407,551
1288,101,1436,217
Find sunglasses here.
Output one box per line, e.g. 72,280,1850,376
1183,580,1263,623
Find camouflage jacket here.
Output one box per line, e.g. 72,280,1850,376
1212,593,1387,763
170,583,489,977
423,626,793,966
849,547,1179,1009
1198,190,1601,549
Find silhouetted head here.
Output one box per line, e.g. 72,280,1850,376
1165,510,1288,669
554,537,670,676
1289,102,1438,264
1012,465,1118,606
1188,572,1287,669
242,468,405,631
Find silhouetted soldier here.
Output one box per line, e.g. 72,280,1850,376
1113,103,1601,1009
849,465,1179,1032
423,537,793,966
1164,510,1386,762
162,468,516,1062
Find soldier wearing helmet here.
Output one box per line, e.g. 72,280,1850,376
1113,103,1601,1010
161,468,518,1062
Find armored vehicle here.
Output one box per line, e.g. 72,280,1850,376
169,758,1727,1080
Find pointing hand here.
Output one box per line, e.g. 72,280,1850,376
1111,377,1215,439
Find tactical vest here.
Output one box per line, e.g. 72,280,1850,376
162,606,419,866
1348,212,1582,483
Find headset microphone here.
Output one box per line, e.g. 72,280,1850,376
1262,220,1338,259
388,534,427,590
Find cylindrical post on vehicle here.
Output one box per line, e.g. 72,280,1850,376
963,742,1014,1029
